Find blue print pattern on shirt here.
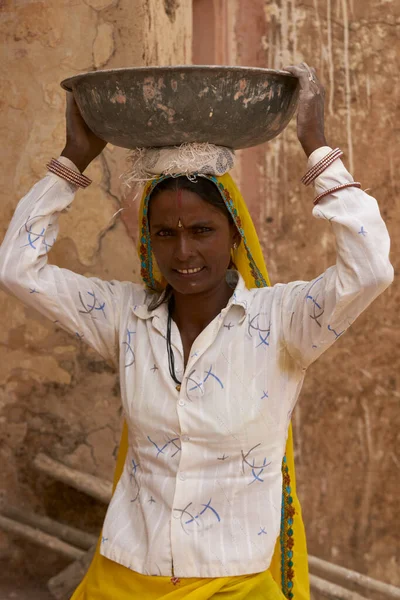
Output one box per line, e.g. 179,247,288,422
185,366,224,401
130,457,141,503
174,499,221,535
123,328,135,368
78,290,106,319
305,276,325,328
130,459,139,479
241,443,271,485
247,312,271,349
20,215,55,252
147,435,181,458
327,324,345,339
306,293,324,327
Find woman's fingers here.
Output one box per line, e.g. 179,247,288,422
66,92,86,123
283,63,325,100
284,63,320,86
282,62,327,156
62,91,107,171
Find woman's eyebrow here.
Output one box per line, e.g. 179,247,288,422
150,222,174,229
188,220,214,227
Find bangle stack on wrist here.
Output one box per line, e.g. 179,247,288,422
301,147,361,205
301,148,343,186
46,158,92,188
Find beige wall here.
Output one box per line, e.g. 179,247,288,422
0,0,192,585
193,0,399,585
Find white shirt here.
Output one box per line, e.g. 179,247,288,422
0,148,393,577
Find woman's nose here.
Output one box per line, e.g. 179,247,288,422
173,233,194,261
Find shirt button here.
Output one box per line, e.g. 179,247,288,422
181,435,190,442
178,399,185,407
179,472,186,481
173,511,180,519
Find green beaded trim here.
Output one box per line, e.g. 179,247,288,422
280,455,296,597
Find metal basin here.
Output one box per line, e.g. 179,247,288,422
61,66,299,150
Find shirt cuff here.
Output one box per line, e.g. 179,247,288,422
307,146,333,169
57,155,81,173
306,146,354,195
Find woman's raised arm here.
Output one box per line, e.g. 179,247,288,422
278,64,393,367
0,94,135,365
279,150,393,368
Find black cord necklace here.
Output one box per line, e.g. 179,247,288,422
167,298,181,390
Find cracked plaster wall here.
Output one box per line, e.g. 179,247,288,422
0,0,192,585
193,0,399,587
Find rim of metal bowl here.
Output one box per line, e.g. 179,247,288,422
60,65,298,91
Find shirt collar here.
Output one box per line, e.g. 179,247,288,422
131,271,253,321
221,271,251,317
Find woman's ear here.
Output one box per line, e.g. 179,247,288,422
232,229,241,250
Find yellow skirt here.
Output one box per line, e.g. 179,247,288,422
72,548,286,600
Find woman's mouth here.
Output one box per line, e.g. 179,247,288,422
174,266,205,276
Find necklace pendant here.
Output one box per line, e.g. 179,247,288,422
176,384,181,392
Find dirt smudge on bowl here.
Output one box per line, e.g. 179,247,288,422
234,78,249,101
143,76,166,104
156,103,176,124
198,86,209,98
110,92,127,104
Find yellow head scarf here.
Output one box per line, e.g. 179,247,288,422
71,173,310,600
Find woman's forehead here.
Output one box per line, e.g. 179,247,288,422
149,188,224,221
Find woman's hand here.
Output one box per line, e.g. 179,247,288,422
283,62,327,157
61,92,107,173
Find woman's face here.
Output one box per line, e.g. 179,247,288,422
149,188,238,296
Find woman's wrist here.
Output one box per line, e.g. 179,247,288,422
60,145,92,173
300,135,328,158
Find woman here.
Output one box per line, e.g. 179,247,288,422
0,63,393,599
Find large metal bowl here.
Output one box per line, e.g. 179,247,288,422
61,66,299,150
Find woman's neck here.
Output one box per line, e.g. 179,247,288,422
171,278,234,336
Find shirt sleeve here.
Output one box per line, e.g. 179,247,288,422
280,146,394,369
0,157,132,365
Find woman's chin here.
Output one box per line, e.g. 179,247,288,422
167,268,212,295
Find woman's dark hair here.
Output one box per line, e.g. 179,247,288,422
147,176,237,310
148,176,234,225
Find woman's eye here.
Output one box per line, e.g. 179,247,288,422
156,227,212,236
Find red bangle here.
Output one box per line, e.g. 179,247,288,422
302,148,343,186
313,182,362,206
52,158,91,185
46,158,92,188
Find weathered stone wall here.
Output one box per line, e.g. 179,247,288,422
0,0,192,590
193,0,399,586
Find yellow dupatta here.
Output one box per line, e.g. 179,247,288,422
71,173,310,600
